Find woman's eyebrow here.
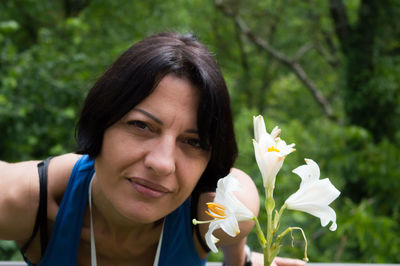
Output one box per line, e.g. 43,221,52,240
133,108,163,125
133,107,199,134
185,129,199,135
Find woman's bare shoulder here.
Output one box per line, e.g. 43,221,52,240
0,158,42,240
0,153,81,241
47,153,82,218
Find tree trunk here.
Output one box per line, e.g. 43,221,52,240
331,0,398,141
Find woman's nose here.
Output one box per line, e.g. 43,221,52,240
144,136,176,176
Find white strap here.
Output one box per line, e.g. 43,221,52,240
88,174,164,266
88,175,97,266
153,222,164,266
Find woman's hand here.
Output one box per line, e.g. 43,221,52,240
251,252,306,266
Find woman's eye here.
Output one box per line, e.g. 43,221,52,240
127,120,149,130
184,138,202,149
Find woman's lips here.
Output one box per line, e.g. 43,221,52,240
127,178,171,198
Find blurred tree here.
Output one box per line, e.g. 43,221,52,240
63,0,91,17
330,0,400,142
212,0,400,262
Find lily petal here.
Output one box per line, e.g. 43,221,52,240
285,159,340,231
253,115,295,189
220,215,240,237
205,221,222,253
292,158,320,186
270,126,281,139
253,115,267,142
202,174,255,253
225,193,254,221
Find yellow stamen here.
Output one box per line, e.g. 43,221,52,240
205,202,227,219
268,146,280,153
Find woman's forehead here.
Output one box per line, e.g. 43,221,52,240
125,75,200,126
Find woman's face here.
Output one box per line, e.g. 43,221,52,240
94,74,211,224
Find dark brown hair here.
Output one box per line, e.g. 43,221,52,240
76,32,237,192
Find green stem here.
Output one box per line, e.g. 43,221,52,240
275,226,309,262
272,203,287,235
264,186,275,266
278,203,287,218
253,216,266,248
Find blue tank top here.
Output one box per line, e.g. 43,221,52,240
26,155,207,266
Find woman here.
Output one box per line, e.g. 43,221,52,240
0,32,304,266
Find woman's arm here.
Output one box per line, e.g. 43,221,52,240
0,159,41,241
0,154,80,242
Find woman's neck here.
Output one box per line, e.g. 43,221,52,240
82,176,164,265
90,176,163,244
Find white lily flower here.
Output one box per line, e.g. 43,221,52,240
253,115,296,189
285,159,341,231
193,174,255,253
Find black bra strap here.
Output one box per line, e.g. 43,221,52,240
20,157,52,257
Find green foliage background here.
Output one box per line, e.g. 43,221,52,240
1,0,399,263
